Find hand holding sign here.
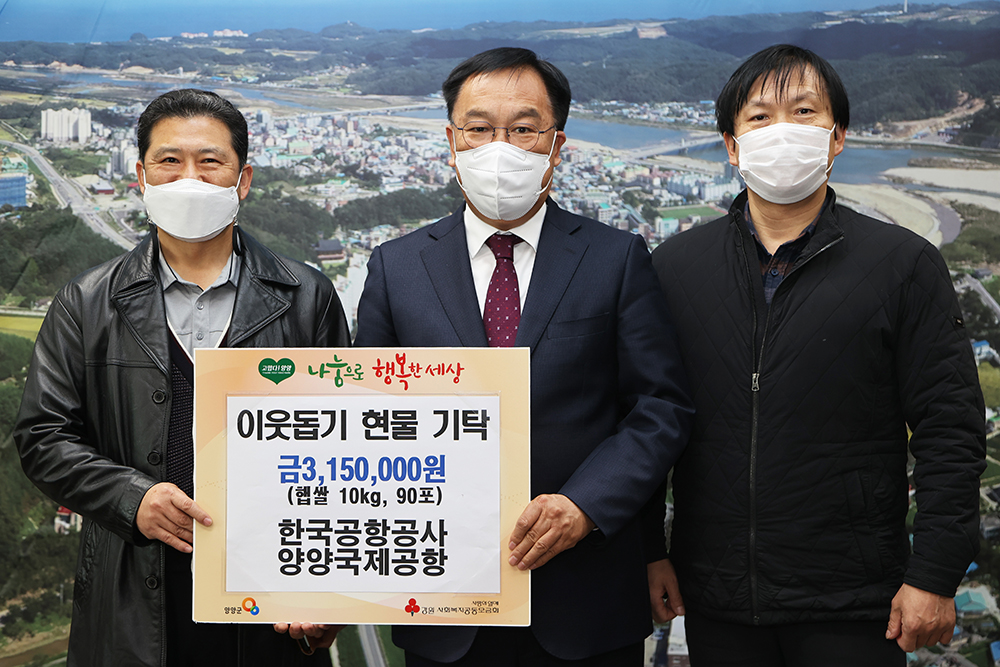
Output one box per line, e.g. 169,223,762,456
137,482,213,553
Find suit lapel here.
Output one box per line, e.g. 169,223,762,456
516,203,587,352
421,210,489,347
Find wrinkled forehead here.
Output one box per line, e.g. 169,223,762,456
148,114,236,150
464,66,533,90
456,67,553,117
745,64,830,107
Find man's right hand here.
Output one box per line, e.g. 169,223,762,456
649,558,685,623
137,482,213,552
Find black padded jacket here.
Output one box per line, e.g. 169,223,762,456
651,189,985,625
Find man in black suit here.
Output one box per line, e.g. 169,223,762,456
354,47,693,665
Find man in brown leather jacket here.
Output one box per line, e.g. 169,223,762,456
15,89,348,666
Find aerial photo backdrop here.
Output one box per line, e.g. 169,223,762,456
0,1,999,665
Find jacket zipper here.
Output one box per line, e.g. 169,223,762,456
739,218,843,625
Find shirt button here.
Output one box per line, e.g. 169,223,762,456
197,301,204,310
770,269,780,276
196,332,205,341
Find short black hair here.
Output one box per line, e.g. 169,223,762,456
443,47,572,131
715,44,850,137
136,89,249,168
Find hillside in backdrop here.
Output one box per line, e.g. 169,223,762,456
0,2,998,127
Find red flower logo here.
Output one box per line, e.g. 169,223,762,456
405,598,420,616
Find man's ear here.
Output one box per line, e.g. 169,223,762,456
238,165,253,200
724,132,739,167
446,124,457,169
551,131,567,169
832,125,846,157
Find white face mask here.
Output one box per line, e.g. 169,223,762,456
453,138,556,222
735,123,836,205
141,171,242,242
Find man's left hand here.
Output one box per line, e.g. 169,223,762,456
885,583,955,652
508,494,595,570
273,622,343,652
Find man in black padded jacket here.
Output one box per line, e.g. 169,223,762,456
652,45,985,666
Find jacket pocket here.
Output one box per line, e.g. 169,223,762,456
844,470,885,583
546,313,610,339
73,519,97,606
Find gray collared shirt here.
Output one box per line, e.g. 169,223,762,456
157,248,240,359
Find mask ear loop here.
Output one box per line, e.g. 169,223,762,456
732,133,750,185
233,167,244,255
233,223,244,256
231,166,245,254
138,166,155,228
232,167,244,217
533,130,560,198
449,132,474,202
824,126,839,177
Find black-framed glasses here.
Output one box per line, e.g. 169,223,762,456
453,121,557,151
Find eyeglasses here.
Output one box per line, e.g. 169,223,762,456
453,121,557,151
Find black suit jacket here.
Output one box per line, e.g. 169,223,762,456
355,201,692,660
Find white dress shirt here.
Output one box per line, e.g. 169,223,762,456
464,203,546,315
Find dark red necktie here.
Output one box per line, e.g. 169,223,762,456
484,233,523,347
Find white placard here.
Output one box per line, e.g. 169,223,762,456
225,394,500,594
